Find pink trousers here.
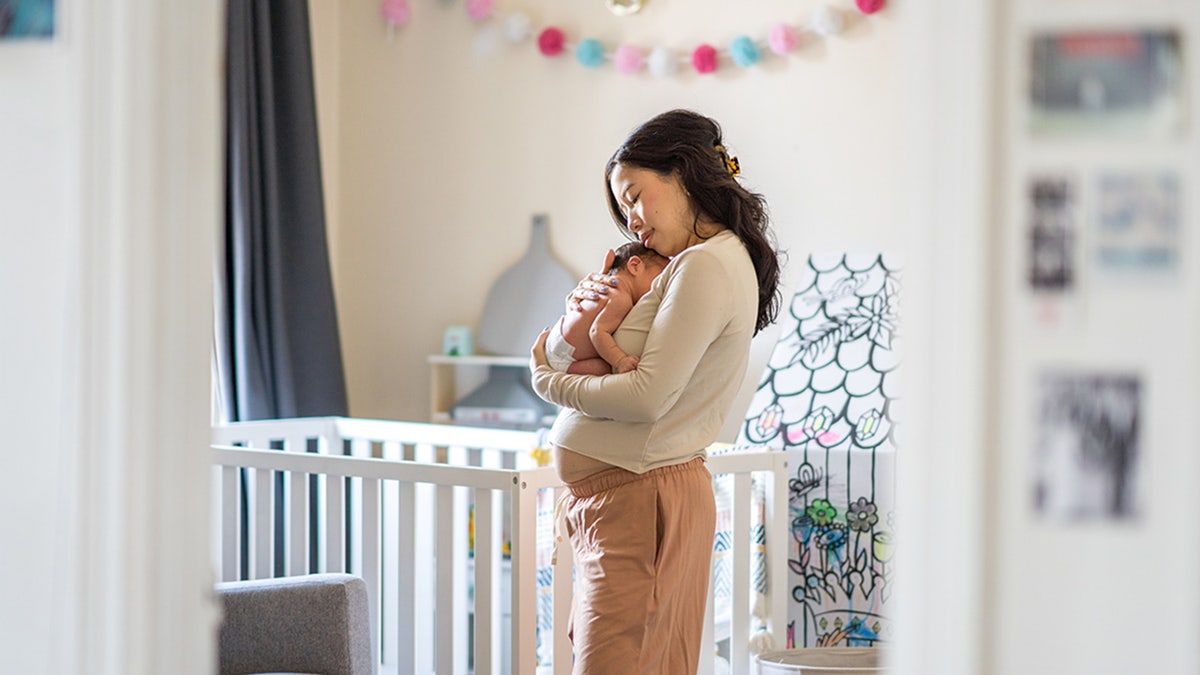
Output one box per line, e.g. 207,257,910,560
562,457,716,675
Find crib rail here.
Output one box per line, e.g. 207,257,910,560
212,417,787,675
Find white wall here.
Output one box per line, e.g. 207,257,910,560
0,3,220,674
0,34,82,674
315,0,907,431
988,3,1200,674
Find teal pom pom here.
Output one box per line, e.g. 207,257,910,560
730,36,761,67
576,39,606,68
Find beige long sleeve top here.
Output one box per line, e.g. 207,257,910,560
531,229,758,474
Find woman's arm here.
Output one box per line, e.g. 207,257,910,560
531,248,734,422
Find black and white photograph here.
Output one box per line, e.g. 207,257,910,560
1034,372,1141,521
1028,174,1077,292
1029,28,1184,137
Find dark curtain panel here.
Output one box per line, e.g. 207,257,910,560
217,0,348,423
219,0,349,579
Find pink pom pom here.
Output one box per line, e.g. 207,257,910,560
768,24,799,55
692,44,718,74
465,0,492,21
538,28,565,56
613,45,643,74
380,0,410,27
856,0,885,13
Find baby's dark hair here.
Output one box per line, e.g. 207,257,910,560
607,241,668,274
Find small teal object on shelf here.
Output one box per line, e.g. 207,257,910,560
443,326,474,356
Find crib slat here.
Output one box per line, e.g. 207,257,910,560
288,469,307,576
326,472,345,573
396,446,436,674
510,473,538,675
221,465,238,581
437,446,469,675
348,439,370,578
768,454,789,650
731,472,752,674
254,467,272,579
552,486,573,675
380,441,401,666
474,478,503,672
361,477,381,667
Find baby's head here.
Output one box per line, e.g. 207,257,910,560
608,241,668,301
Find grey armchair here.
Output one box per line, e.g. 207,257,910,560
215,573,374,675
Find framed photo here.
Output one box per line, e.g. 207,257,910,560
1028,174,1078,293
1029,28,1184,137
1094,171,1180,277
0,0,54,39
1033,371,1141,521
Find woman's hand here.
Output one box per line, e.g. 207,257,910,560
529,326,551,373
567,248,621,312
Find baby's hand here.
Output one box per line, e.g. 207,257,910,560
616,355,640,373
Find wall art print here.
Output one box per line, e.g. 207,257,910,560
0,0,54,38
737,253,899,649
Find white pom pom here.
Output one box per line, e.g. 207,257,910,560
647,46,677,78
473,23,501,56
749,627,777,654
503,13,532,43
714,654,732,675
811,5,844,36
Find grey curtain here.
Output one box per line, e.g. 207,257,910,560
218,0,349,579
216,0,348,423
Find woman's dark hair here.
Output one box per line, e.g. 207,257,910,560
604,109,782,334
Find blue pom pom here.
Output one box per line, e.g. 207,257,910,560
576,39,606,68
730,36,761,67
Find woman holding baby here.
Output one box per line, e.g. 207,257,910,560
529,108,782,674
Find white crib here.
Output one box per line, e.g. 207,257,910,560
212,416,788,674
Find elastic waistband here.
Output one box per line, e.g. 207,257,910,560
563,456,707,498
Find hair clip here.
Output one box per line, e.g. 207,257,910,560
715,144,741,177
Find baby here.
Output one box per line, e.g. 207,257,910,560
545,241,668,375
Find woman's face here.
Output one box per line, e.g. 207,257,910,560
609,163,701,258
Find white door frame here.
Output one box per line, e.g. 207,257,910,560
72,2,222,674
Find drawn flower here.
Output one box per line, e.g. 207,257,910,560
846,497,878,532
806,499,837,526
816,524,847,554
792,514,816,545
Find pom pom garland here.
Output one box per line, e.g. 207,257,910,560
729,36,760,67
381,1,884,78
613,44,644,74
380,0,411,27
537,27,565,56
856,0,886,14
647,46,677,78
811,5,844,37
464,0,491,21
692,44,718,74
576,38,606,68
503,13,532,43
767,23,799,55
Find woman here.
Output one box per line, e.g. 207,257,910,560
530,109,782,674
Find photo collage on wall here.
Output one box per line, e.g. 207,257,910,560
1022,25,1187,523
